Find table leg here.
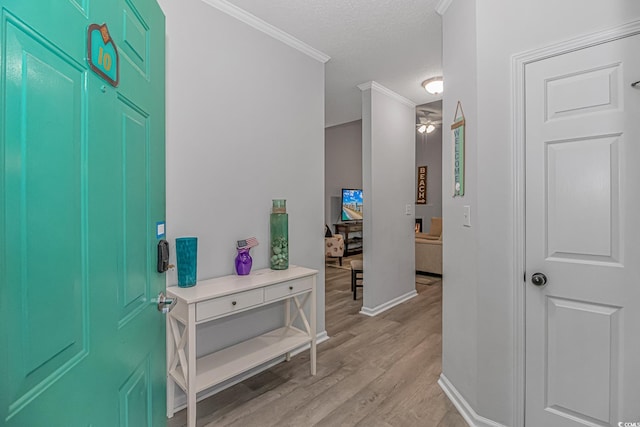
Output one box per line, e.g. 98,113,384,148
166,313,175,418
187,305,197,427
310,276,317,376
285,298,292,361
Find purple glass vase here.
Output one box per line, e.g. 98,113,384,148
235,248,252,275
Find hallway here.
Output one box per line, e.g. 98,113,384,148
168,265,463,426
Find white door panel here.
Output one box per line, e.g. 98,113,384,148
525,34,640,426
546,136,619,262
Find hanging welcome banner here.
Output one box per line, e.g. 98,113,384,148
87,23,119,87
451,101,465,197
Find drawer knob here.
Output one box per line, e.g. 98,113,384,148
232,301,237,306
289,286,293,291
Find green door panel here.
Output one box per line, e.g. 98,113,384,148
0,0,166,425
2,12,90,423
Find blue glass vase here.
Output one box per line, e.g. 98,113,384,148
176,237,197,287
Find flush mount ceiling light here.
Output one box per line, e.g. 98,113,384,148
422,77,444,95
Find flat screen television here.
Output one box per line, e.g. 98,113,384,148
341,188,363,222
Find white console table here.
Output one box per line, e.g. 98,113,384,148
165,266,317,427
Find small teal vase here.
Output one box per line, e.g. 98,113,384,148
176,237,197,287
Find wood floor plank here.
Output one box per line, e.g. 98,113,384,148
167,260,465,427
272,364,386,427
314,338,434,426
206,362,348,426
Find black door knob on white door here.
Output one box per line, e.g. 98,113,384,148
531,273,548,287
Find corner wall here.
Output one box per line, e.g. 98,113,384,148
440,0,479,414
158,0,325,408
360,83,417,314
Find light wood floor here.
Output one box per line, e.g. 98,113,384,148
167,262,465,427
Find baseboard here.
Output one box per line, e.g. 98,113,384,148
290,330,329,357
438,374,507,427
170,330,329,413
359,290,418,317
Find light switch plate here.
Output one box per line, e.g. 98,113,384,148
405,204,412,215
463,205,471,227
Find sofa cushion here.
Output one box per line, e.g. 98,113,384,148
428,217,442,237
415,236,442,275
416,232,439,241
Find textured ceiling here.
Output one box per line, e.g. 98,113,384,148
223,0,443,127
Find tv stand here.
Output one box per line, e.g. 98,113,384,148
334,223,362,256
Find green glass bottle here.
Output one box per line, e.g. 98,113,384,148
270,199,288,270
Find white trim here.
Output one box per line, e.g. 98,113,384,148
511,34,527,427
359,290,417,317
438,374,507,427
357,81,373,91
200,0,331,64
357,81,416,108
435,0,453,16
169,331,329,413
510,19,640,427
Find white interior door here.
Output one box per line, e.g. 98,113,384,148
525,34,640,426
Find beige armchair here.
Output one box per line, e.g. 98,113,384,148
416,217,442,275
325,233,344,266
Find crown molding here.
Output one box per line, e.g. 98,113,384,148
200,0,331,63
435,0,453,16
357,81,374,91
357,81,416,108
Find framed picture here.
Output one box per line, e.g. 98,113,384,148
417,165,427,204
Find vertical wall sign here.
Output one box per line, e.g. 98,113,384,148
87,23,119,87
416,165,427,204
451,101,465,197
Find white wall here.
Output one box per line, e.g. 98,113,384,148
324,120,362,226
440,0,479,414
158,0,325,407
441,1,640,425
360,83,417,314
415,125,442,229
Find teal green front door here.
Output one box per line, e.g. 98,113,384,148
0,0,166,425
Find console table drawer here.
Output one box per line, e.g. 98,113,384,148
265,276,313,302
196,288,264,322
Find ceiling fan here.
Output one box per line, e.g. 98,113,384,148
416,103,442,134
416,115,442,134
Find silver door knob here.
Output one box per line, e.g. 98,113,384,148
531,273,548,287
155,292,176,314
